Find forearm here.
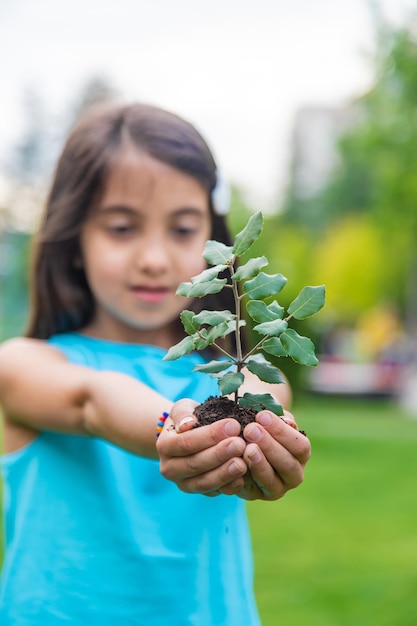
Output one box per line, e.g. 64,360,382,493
83,370,172,459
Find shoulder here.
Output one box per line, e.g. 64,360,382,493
0,337,67,369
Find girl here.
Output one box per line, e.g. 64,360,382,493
0,103,310,625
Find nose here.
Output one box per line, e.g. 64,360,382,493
134,233,170,274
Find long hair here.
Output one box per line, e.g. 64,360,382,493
26,102,235,341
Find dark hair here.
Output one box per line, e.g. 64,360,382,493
26,102,235,341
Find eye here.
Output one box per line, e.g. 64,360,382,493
172,224,199,239
106,222,136,236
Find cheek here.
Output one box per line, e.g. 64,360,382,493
179,249,207,280
83,245,124,287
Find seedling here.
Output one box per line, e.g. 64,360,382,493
164,211,325,418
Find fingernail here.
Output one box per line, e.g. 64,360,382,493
226,440,242,456
248,447,262,463
224,420,239,437
229,460,243,476
258,411,273,427
176,416,195,433
246,424,262,442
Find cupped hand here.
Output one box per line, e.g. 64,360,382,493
239,409,311,501
157,400,311,501
157,399,248,497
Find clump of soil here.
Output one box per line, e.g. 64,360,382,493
193,396,257,435
193,395,307,437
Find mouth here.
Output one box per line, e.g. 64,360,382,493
130,286,171,304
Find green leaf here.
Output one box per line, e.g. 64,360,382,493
194,320,243,350
193,310,236,326
217,371,244,395
239,393,283,416
203,240,234,265
163,335,195,360
194,330,209,350
190,264,228,283
204,322,230,343
268,300,285,319
177,278,227,297
232,211,263,256
180,310,199,335
287,285,326,320
223,319,246,337
263,337,288,357
243,272,287,299
253,319,288,337
193,359,234,374
232,256,268,281
280,329,319,366
246,354,286,384
246,299,285,323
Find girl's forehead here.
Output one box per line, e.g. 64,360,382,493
105,148,198,189
107,148,168,180
97,147,210,215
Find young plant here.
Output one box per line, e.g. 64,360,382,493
164,211,325,418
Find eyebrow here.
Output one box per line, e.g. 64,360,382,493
95,205,207,218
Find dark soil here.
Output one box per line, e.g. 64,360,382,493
193,395,307,437
193,396,257,435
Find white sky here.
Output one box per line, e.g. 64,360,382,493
0,0,415,210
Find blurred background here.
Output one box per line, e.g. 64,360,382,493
1,1,417,624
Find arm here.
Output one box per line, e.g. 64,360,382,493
0,337,249,481
0,337,172,459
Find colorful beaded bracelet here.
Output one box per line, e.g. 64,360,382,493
156,412,169,438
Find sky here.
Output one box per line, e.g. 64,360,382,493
0,0,415,211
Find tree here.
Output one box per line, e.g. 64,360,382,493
283,15,417,332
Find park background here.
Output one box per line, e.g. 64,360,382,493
1,1,417,624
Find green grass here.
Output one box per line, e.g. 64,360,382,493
248,395,417,626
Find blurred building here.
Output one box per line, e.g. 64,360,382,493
289,104,359,200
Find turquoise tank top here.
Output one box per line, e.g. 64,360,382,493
0,334,260,625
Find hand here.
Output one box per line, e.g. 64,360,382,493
239,409,311,501
157,399,248,497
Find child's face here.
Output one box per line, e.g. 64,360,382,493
79,148,211,346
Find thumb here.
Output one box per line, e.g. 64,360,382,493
170,398,198,433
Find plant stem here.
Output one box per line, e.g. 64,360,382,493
229,264,243,403
211,342,236,361
243,336,270,361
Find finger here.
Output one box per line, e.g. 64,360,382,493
243,413,311,489
219,477,246,496
281,409,299,431
226,472,275,501
190,472,247,498
158,417,241,458
181,459,247,494
244,425,305,489
168,398,199,433
256,410,311,464
166,455,248,495
243,443,288,499
160,430,246,482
